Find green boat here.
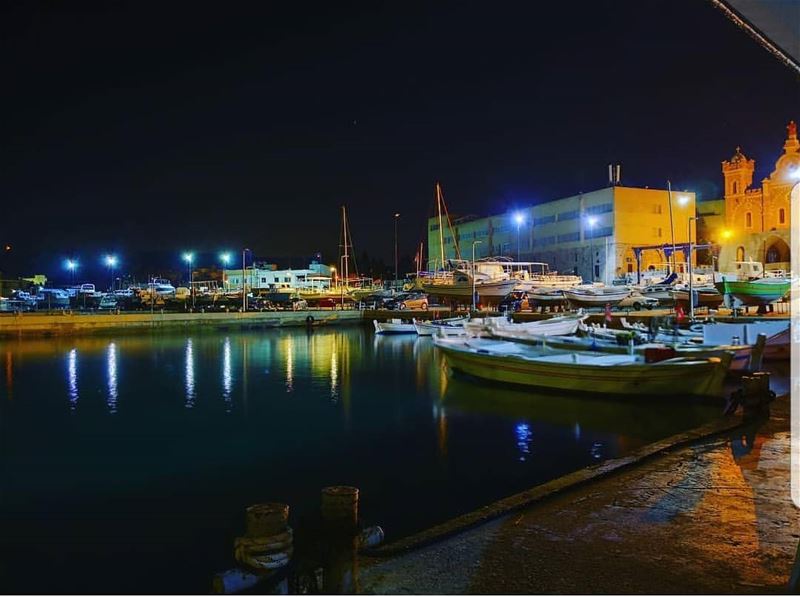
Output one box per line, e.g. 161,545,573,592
715,278,790,306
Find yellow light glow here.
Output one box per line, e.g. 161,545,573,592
721,229,733,239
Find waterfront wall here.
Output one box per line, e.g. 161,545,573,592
0,309,364,337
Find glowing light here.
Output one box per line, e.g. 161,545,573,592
219,252,232,266
677,195,690,206
64,259,78,272
104,254,118,268
587,216,599,227
222,337,232,410
515,422,532,462
106,342,118,414
185,338,195,409
67,348,78,410
790,167,800,180
513,211,525,226
722,229,733,240
182,252,194,264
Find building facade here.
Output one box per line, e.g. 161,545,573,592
428,185,696,285
223,262,333,292
709,120,799,273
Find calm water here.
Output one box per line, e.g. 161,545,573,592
0,327,722,593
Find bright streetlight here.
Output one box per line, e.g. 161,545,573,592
219,252,232,292
513,211,526,261
104,255,118,291
241,248,251,312
183,252,195,308
688,216,697,320
65,259,78,284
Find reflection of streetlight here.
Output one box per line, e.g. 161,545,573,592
586,217,598,282
183,252,195,308
472,240,482,312
104,255,118,291
513,212,525,261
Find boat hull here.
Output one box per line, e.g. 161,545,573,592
564,289,629,308
434,339,730,399
422,280,517,300
373,320,416,334
715,280,790,306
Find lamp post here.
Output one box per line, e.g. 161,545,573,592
394,212,400,289
514,212,525,261
65,259,78,285
183,252,195,308
104,255,118,292
219,252,232,292
688,217,696,320
241,248,250,312
472,240,482,313
586,217,598,282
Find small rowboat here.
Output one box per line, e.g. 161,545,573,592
373,319,416,334
564,287,630,308
413,316,469,337
433,336,732,399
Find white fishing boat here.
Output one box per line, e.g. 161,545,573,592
491,329,763,374
373,319,416,334
433,336,732,399
412,316,469,336
482,312,587,337
563,286,630,308
421,270,517,301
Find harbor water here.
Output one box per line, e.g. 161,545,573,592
0,327,724,593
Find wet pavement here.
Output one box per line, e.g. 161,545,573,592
360,395,798,594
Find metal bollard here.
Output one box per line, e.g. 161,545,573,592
321,486,359,530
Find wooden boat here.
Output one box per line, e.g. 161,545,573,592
527,288,567,308
413,316,468,336
373,319,416,334
489,329,763,374
421,272,517,301
433,336,732,399
671,287,724,310
563,286,630,308
715,278,790,306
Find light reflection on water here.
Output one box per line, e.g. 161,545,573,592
0,328,738,593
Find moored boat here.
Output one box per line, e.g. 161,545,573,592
433,336,732,399
671,287,724,310
412,316,469,336
373,319,416,334
715,278,790,306
563,286,630,308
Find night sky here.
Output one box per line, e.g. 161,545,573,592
2,1,798,280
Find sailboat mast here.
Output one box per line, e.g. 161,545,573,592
436,183,445,269
342,205,350,283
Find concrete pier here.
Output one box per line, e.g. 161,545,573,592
0,309,363,337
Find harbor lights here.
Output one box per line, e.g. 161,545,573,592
586,216,598,282
104,255,118,291
183,252,195,308
513,211,526,261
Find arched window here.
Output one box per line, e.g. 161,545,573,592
732,181,739,194
779,208,786,224
736,246,745,261
745,212,752,228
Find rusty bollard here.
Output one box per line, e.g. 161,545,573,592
320,486,360,594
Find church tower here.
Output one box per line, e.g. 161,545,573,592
721,146,755,225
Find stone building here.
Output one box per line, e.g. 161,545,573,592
714,120,800,272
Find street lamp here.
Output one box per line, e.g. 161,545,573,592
472,240,482,313
183,252,195,308
687,216,697,320
65,259,78,285
514,212,525,261
241,248,251,312
219,252,232,292
586,216,598,282
104,255,118,291
394,212,400,288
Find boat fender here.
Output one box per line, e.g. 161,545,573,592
306,315,315,325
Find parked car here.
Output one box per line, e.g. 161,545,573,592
98,295,118,310
617,290,659,311
385,293,428,310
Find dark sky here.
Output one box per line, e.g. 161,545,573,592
2,0,798,278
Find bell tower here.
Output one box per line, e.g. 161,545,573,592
722,146,755,224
